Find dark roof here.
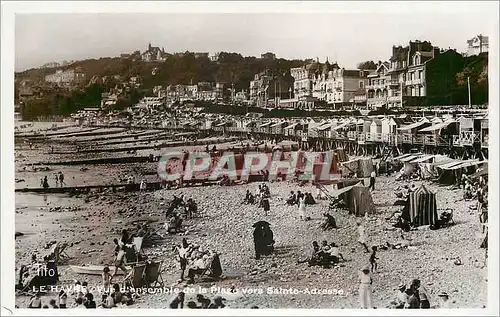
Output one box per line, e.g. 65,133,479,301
390,46,409,62
343,69,365,77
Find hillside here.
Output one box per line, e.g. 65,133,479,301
15,52,308,92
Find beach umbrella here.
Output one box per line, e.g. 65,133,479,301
253,220,271,228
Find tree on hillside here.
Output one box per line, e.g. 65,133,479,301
357,61,378,70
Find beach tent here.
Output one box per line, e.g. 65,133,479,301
346,183,376,216
340,157,373,177
402,184,438,227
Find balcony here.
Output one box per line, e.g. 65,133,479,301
366,83,386,90
388,80,400,86
347,131,357,140
405,79,423,86
387,96,401,102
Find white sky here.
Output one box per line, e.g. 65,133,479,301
13,1,499,71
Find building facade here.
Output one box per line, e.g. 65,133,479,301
366,62,390,108
466,34,489,56
141,43,166,62
250,70,292,108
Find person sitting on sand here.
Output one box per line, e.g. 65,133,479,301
186,252,210,284
304,192,316,205
329,243,345,263
169,291,185,309
208,296,226,309
244,189,255,204
404,288,419,309
297,241,321,266
74,297,86,309
111,284,122,305
320,213,337,230
391,283,407,309
28,292,42,308
58,290,68,308
196,294,211,309
101,292,115,308
286,191,297,206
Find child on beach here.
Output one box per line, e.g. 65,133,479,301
369,246,378,273
102,266,111,291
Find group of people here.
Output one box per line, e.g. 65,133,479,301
27,279,135,309
52,172,66,187
169,292,227,309
285,190,317,221
285,191,316,206
174,238,221,284
298,240,345,268
389,279,448,309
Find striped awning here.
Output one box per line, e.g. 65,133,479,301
259,122,273,128
284,123,299,130
397,119,430,131
409,154,436,163
418,120,456,132
270,121,287,128
317,122,335,131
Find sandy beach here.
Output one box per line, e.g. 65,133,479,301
14,123,487,309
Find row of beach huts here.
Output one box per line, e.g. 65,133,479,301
169,113,488,149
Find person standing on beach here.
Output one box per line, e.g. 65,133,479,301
358,265,373,309
298,195,306,220
369,170,376,191
42,176,49,189
54,174,59,187
59,172,66,186
357,221,369,253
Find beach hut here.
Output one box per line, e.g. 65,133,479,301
418,119,458,146
397,118,431,144
369,118,382,142
480,117,488,148
258,121,273,134
284,122,299,137
402,184,438,227
270,120,288,135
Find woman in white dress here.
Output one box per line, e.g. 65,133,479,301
358,265,373,309
298,196,306,220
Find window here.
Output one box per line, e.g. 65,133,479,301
359,81,364,89
419,70,423,81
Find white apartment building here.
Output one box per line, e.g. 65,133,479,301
466,34,489,56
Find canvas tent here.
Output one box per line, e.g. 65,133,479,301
327,182,376,216
346,183,376,216
340,157,373,177
402,184,438,227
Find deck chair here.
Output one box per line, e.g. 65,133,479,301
133,237,144,255
194,254,223,282
144,261,164,288
122,263,146,288
47,242,71,265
